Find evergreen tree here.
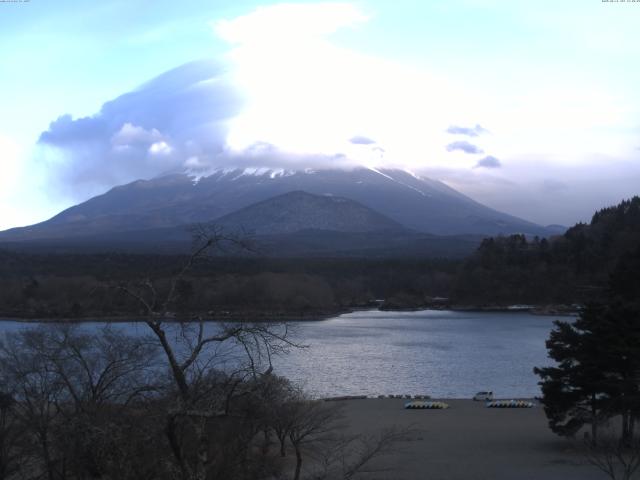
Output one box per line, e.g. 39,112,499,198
595,302,640,444
534,305,610,443
535,300,640,445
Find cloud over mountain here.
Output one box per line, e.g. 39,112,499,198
446,141,484,155
31,4,497,202
446,124,487,137
37,60,243,198
474,155,502,169
349,135,376,145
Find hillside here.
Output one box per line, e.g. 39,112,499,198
453,196,640,305
0,168,552,247
0,190,482,258
214,190,404,234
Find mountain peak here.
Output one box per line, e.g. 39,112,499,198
0,167,551,245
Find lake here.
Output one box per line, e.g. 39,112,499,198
0,310,561,398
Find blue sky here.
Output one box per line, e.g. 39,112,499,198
1,0,639,229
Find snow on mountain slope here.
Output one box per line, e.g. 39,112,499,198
0,167,548,241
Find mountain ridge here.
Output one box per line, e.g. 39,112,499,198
0,167,554,246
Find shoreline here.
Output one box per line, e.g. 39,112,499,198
322,395,541,402
381,303,581,316
0,303,579,323
0,308,353,324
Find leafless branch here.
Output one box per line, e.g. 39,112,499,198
584,431,640,480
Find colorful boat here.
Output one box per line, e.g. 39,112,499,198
486,400,534,408
404,401,449,409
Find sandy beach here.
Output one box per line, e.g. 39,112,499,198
335,398,607,480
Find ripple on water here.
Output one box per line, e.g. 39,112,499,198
0,310,557,398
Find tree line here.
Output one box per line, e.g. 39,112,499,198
0,252,457,319
454,196,640,305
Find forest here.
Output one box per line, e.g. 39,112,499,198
0,196,639,319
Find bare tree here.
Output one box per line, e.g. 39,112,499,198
286,400,344,480
0,329,66,480
39,325,159,411
279,396,413,480
0,325,164,480
310,426,413,480
271,390,301,458
117,224,300,480
0,391,24,480
585,428,640,480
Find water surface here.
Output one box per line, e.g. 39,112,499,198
0,310,559,398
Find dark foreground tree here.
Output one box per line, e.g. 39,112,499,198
535,301,640,445
116,225,301,480
0,391,23,480
534,304,609,442
0,325,162,479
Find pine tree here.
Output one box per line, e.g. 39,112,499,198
535,301,640,445
534,306,609,443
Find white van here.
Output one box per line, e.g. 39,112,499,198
473,391,494,401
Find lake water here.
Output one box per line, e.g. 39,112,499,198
0,310,561,398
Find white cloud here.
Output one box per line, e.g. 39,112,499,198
24,2,639,227
35,59,242,200
0,134,26,230
212,3,634,173
214,3,368,44
111,123,162,146
0,134,64,231
214,3,479,169
0,134,22,195
148,140,173,155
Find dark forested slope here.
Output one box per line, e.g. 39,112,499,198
454,197,640,305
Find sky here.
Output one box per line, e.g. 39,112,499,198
1,0,639,230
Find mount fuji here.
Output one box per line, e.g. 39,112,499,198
0,167,555,255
